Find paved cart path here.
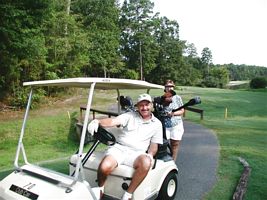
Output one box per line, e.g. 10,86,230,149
175,120,219,200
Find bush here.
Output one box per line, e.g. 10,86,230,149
123,69,139,80
250,77,267,89
9,87,46,109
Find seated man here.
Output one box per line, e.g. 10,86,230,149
88,93,163,200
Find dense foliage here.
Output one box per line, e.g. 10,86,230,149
215,63,267,81
0,0,267,106
250,77,267,89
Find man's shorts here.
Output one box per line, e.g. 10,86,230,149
165,122,184,140
106,143,145,167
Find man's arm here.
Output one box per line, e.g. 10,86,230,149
147,142,158,157
87,117,121,135
98,117,121,127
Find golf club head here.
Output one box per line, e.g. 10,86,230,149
172,96,201,112
193,96,201,105
185,96,201,107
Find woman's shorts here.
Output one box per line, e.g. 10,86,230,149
106,144,145,167
165,122,184,140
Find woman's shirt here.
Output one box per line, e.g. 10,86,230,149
163,95,183,128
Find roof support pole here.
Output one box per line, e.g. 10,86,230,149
14,89,33,168
116,89,121,114
73,82,96,182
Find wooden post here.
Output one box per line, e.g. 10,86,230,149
93,111,95,119
224,107,228,119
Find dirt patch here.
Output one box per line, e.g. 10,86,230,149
0,102,24,121
0,95,85,122
0,89,116,122
0,102,13,111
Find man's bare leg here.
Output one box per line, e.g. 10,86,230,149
97,155,118,198
126,155,152,194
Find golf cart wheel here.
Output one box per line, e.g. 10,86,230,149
157,171,177,200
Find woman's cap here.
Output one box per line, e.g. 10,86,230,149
164,79,175,87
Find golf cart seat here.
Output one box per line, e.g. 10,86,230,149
70,151,135,178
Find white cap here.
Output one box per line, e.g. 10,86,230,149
137,93,152,104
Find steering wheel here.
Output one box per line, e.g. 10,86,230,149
94,125,116,146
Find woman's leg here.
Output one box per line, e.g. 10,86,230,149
170,139,180,161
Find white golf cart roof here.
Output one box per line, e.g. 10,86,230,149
23,77,164,90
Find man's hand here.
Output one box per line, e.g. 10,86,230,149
87,119,99,135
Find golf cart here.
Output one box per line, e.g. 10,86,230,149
0,77,200,200
0,78,201,200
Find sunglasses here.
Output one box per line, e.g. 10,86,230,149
165,86,174,88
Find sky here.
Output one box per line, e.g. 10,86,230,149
152,0,267,67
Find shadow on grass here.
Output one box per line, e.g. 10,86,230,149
40,159,70,175
0,169,13,181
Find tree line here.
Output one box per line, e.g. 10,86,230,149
1,0,267,106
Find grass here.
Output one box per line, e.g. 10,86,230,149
0,87,266,200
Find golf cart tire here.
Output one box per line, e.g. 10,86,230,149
157,171,178,200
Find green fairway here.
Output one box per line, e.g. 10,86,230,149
0,87,266,200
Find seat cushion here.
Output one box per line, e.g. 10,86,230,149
70,151,135,178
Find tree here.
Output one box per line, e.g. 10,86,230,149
182,42,202,85
201,47,212,76
202,66,229,88
148,16,185,84
201,47,212,65
184,42,198,58
120,0,158,80
0,0,51,100
44,0,90,79
224,64,267,81
180,58,202,86
73,0,121,78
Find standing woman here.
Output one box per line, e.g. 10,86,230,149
163,80,185,161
